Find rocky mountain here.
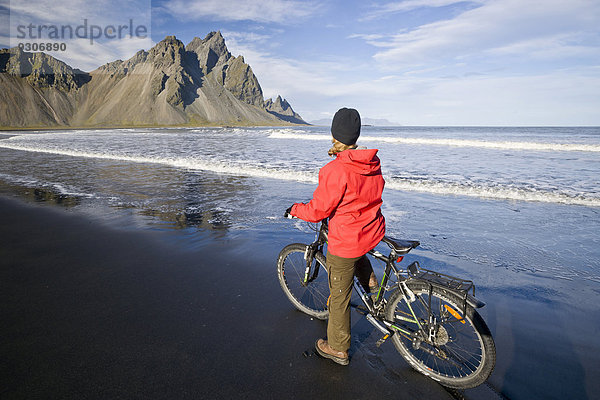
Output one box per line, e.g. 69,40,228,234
0,31,306,129
264,95,305,124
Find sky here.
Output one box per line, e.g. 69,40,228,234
2,0,600,126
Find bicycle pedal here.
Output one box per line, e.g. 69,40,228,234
376,333,390,348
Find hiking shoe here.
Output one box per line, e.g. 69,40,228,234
315,339,349,366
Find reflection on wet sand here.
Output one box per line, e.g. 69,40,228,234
138,206,229,231
0,181,81,207
0,153,259,233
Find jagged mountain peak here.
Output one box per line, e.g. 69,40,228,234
149,36,185,64
159,35,183,46
204,30,226,44
264,95,304,124
266,95,291,111
276,95,290,109
186,31,231,74
186,31,229,57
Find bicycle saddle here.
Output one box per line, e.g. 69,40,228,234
382,237,420,255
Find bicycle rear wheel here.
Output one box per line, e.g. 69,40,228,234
277,244,329,320
385,281,495,389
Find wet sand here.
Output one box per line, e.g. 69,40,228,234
3,195,598,399
0,197,459,399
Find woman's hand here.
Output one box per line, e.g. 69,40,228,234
284,206,293,219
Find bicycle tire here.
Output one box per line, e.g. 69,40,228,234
277,243,329,320
385,280,496,389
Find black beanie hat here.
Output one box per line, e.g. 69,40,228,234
331,107,361,145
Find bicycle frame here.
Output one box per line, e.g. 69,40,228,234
301,219,481,346
362,246,424,341
301,220,423,342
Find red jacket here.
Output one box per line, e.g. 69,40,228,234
291,149,386,258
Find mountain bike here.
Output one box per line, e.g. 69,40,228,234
277,218,496,389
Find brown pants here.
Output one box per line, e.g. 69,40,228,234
326,251,375,352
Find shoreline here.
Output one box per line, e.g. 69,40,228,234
0,122,311,132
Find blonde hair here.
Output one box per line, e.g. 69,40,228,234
328,139,357,156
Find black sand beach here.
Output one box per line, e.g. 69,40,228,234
3,194,599,400
1,196,463,399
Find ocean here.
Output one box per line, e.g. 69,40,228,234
1,126,598,280
1,125,599,398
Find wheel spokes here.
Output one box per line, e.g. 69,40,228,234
285,251,328,311
394,290,484,379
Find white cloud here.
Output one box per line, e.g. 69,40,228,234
5,0,153,71
221,30,273,48
363,0,484,20
8,0,94,25
488,32,600,60
162,0,319,24
223,31,353,98
8,0,151,26
370,0,600,68
347,33,391,47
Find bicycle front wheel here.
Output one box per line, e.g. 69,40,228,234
277,244,329,320
385,281,496,389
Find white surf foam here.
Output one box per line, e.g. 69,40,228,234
0,141,319,184
268,132,600,152
1,141,598,207
385,177,600,207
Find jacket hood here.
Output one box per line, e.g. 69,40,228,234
336,148,381,175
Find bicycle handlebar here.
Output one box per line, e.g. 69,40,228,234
284,206,297,219
285,213,297,219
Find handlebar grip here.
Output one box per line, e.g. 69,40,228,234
284,206,296,219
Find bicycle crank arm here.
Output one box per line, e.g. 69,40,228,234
365,314,396,348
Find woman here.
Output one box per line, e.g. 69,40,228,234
287,107,386,365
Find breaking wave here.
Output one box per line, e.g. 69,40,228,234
0,141,319,184
385,178,600,207
268,132,600,152
1,141,598,207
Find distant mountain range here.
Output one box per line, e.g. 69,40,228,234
310,117,400,126
0,31,306,129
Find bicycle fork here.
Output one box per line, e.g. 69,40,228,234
302,244,320,286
